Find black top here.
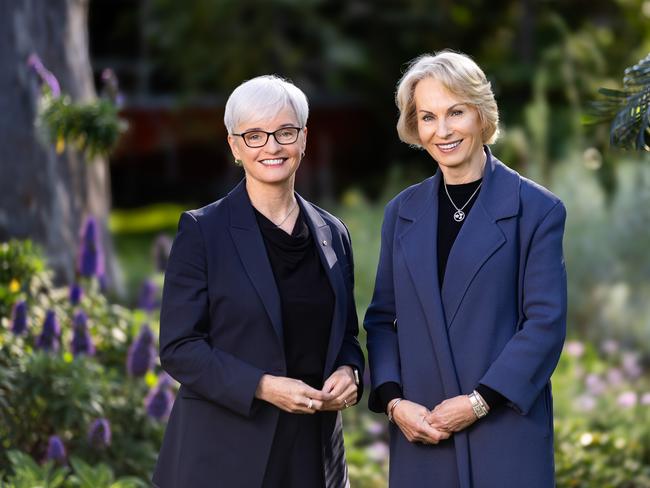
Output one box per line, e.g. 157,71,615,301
374,175,507,413
254,207,335,390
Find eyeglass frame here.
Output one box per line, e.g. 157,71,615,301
231,126,304,148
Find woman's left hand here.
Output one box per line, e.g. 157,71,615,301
319,366,358,411
425,395,477,433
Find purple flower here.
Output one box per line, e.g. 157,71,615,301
100,68,124,107
152,234,173,272
585,374,607,396
36,310,60,352
77,217,104,278
365,441,389,462
88,418,111,448
601,339,619,356
27,53,61,97
145,384,174,421
138,279,157,312
641,393,650,406
575,395,597,412
157,372,174,389
45,435,66,463
617,391,638,408
607,368,624,387
71,310,95,357
127,325,155,377
622,352,642,379
11,300,28,335
69,283,83,306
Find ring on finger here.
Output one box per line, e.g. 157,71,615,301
344,399,349,409
307,398,313,409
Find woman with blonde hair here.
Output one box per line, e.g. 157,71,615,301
365,50,566,487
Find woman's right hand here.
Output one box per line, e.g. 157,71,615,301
255,374,333,414
391,399,452,444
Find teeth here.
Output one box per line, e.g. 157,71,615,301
437,141,461,150
261,158,284,165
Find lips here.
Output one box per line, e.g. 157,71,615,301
436,140,462,152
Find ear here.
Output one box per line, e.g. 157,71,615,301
301,126,308,152
227,134,242,160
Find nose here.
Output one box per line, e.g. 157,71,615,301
436,118,452,138
264,134,283,151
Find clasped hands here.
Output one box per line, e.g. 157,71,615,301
389,395,479,445
255,365,358,414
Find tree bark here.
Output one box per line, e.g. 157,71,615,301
0,0,120,289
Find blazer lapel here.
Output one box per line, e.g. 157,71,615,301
441,148,520,329
297,195,348,378
227,181,284,346
397,173,461,399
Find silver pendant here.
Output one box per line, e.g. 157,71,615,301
453,210,465,222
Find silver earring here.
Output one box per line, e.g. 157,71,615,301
235,159,243,166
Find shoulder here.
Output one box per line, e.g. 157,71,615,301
384,176,435,220
518,173,565,221
307,201,350,239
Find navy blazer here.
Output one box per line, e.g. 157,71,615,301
365,148,567,488
153,180,364,488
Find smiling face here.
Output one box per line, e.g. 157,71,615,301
414,77,486,182
227,106,307,190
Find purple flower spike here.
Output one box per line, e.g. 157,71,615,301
88,418,111,448
69,283,83,306
27,53,61,97
145,384,174,421
138,279,157,312
127,325,155,377
36,310,60,352
152,234,173,272
45,435,66,464
71,310,95,357
11,300,28,335
77,217,105,278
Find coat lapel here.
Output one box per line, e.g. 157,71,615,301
227,181,284,346
298,195,348,378
440,148,520,329
397,173,461,398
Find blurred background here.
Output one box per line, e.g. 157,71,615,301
1,0,650,486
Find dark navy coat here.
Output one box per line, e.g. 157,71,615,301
153,180,365,488
365,148,567,488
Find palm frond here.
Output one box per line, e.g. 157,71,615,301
590,53,650,151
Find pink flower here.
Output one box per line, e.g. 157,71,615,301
617,391,638,408
365,441,389,462
621,352,642,379
565,341,585,358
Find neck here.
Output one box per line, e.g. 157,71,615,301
245,177,297,223
440,148,487,184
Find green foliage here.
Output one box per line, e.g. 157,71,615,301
1,451,69,488
590,53,650,151
0,240,166,485
0,241,46,318
38,90,127,159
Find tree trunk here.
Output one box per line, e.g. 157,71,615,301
0,0,120,290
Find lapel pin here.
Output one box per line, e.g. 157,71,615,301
322,240,328,246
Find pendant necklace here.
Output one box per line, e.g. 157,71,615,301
274,200,298,228
443,180,482,222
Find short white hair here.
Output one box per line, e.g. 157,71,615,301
224,75,309,134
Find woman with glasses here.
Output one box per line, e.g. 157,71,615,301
153,75,364,488
365,51,567,487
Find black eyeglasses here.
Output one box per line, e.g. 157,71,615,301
232,127,302,148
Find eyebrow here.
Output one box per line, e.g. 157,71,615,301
417,103,467,114
242,123,297,132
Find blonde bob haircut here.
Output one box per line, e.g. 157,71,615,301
395,50,499,147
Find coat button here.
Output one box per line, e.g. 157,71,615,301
322,240,328,246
